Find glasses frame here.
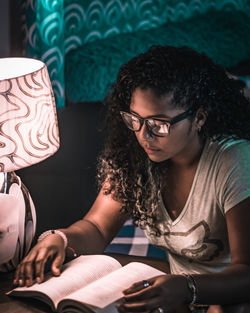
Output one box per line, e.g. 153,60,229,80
120,108,194,137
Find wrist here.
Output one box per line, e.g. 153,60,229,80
182,273,198,306
38,229,78,258
37,229,68,248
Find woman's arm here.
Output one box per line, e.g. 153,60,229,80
14,187,128,286
60,188,128,255
192,196,250,304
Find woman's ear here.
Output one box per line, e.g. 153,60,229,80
194,107,207,131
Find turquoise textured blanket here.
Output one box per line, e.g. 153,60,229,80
65,10,250,103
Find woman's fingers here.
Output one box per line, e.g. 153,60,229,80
123,280,152,295
118,296,163,313
120,275,187,313
123,279,158,302
14,248,52,286
34,248,54,283
123,288,157,302
13,249,38,286
51,250,65,276
13,244,64,287
123,279,153,294
13,234,66,287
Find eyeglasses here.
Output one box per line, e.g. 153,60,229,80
120,109,193,137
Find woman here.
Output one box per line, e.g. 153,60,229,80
14,46,250,313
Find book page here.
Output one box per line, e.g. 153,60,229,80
58,301,118,313
8,255,121,308
59,262,164,309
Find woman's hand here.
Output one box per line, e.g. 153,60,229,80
13,233,65,287
118,274,191,313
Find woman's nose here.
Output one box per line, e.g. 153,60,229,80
140,123,155,141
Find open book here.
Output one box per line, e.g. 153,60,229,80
8,254,165,313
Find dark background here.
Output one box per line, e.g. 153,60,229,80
0,0,10,58
0,1,23,58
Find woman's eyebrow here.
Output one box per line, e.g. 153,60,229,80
129,109,172,119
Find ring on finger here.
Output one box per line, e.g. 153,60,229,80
142,280,150,288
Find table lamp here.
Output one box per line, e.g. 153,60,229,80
0,57,60,272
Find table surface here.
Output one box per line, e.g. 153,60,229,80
0,272,53,313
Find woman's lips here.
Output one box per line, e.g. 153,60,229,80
143,146,160,154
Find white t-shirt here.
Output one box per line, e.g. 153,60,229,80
144,138,250,274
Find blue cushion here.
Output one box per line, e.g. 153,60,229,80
105,219,167,259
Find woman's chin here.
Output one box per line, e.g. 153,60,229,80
147,153,168,163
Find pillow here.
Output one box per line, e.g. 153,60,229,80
65,10,250,103
105,219,167,259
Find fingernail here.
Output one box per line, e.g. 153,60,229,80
54,268,60,275
18,279,23,286
36,277,41,283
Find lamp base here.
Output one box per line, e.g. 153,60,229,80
0,172,36,272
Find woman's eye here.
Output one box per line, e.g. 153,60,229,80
158,124,169,133
154,120,168,126
132,117,139,122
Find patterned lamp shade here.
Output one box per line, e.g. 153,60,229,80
0,58,60,271
0,57,60,172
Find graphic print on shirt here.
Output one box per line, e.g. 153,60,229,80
163,220,224,262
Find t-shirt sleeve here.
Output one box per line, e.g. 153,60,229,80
215,140,250,214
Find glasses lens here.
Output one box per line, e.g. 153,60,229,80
121,112,141,131
147,119,170,136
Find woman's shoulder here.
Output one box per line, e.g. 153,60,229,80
206,137,250,214
207,136,249,157
204,137,250,174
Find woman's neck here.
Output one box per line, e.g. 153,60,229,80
169,135,206,169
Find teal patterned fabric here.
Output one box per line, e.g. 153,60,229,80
64,0,250,49
65,10,250,103
21,0,250,108
22,0,65,108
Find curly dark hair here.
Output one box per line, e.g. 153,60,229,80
97,45,250,235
